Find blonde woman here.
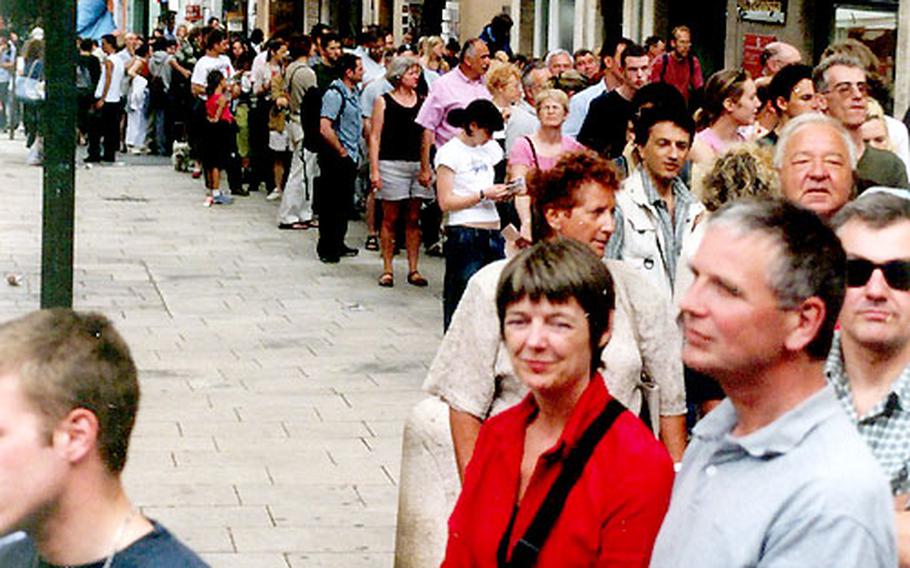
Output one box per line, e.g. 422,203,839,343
507,89,584,240
420,35,449,87
861,99,895,153
688,69,760,197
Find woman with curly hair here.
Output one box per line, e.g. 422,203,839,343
396,151,687,566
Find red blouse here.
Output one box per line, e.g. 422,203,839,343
443,375,674,567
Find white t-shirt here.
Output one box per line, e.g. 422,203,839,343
191,54,234,99
434,137,503,227
94,53,125,102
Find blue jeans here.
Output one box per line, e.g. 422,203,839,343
443,226,504,331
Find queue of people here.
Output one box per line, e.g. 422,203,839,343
394,19,910,568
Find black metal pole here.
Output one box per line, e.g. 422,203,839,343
40,0,76,308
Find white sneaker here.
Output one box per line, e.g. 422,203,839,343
266,190,282,201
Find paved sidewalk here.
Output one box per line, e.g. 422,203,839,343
0,139,445,567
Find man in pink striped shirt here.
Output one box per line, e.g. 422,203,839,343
416,38,492,187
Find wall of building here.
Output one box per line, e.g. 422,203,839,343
460,0,506,42
723,0,821,69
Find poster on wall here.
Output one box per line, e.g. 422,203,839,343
742,33,776,77
737,0,787,25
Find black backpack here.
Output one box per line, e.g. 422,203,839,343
148,74,167,110
75,61,94,97
301,84,345,153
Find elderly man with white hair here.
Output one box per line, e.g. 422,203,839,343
545,48,573,78
775,113,857,220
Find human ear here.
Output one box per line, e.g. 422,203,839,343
775,96,788,114
543,206,566,233
783,297,825,353
52,408,99,466
722,96,736,114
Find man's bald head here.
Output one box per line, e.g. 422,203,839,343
761,42,802,76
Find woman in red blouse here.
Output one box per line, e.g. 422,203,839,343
443,238,675,567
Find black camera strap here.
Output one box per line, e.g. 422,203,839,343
497,398,626,567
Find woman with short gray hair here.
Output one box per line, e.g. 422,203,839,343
368,56,433,288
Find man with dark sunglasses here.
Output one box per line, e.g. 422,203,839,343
829,191,910,566
814,55,908,193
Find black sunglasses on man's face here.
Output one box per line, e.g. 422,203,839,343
846,258,910,291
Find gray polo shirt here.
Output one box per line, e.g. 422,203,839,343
650,386,896,568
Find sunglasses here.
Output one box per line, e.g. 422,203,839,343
846,258,910,291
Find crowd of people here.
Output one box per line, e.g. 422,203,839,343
5,12,910,567
394,18,910,568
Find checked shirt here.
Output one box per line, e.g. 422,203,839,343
826,333,910,495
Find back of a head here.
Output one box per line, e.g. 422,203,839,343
0,309,139,474
496,237,615,368
709,199,846,359
701,144,778,212
288,34,312,61
249,28,264,46
600,36,633,60
631,82,687,114
821,39,879,75
446,98,504,133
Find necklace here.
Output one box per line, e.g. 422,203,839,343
32,510,135,568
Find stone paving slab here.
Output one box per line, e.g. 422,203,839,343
0,138,445,567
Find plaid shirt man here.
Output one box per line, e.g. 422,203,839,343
827,332,910,494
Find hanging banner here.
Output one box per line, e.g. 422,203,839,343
737,0,787,25
742,33,776,77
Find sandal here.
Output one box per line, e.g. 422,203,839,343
407,271,428,287
365,235,379,251
278,222,310,230
378,272,394,287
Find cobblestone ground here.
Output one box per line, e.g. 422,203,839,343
0,138,445,567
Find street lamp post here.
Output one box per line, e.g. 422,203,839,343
40,1,77,308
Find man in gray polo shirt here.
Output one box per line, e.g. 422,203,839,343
650,199,896,567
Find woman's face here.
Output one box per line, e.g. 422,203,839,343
545,182,616,257
503,295,598,396
176,25,187,39
232,41,245,59
401,65,421,89
729,79,760,126
537,98,567,128
432,41,444,58
501,77,522,104
861,118,891,151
